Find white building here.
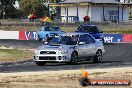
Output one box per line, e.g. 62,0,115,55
49,0,131,23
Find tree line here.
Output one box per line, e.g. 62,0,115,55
0,0,63,19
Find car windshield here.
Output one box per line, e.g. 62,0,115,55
40,26,60,31
44,27,60,31
82,26,99,32
48,36,78,45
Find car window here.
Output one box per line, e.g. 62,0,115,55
83,26,99,32
39,27,45,31
92,27,99,32
79,35,86,43
48,27,55,31
44,27,60,31
44,27,49,31
48,36,77,45
84,34,95,43
77,26,82,31
53,27,60,31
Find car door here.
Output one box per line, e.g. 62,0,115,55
78,35,89,59
84,34,97,56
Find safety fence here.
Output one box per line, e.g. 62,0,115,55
0,30,132,43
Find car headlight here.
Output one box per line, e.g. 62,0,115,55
61,50,68,54
59,49,68,54
35,50,39,54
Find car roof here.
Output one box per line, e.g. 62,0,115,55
61,32,90,36
42,26,59,28
80,24,97,27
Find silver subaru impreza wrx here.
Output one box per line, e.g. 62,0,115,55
33,32,105,66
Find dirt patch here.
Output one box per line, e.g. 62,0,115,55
0,67,132,88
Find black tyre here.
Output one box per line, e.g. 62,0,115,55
70,52,78,65
36,61,46,66
79,77,91,87
93,50,102,63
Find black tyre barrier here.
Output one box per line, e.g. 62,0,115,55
79,77,91,87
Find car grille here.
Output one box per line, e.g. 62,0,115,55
40,51,56,54
39,57,56,60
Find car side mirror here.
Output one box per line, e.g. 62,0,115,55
79,42,85,45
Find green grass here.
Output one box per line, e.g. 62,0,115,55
0,25,39,31
0,49,33,63
0,22,132,34
61,25,132,34
99,25,132,34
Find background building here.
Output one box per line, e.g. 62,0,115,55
49,0,131,23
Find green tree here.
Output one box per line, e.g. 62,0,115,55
0,0,17,18
6,6,23,18
19,0,48,18
0,0,16,7
41,0,64,3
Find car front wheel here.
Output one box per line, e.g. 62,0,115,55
93,50,102,63
70,52,78,65
35,61,46,66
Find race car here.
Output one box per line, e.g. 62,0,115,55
33,32,105,66
75,25,104,43
36,26,64,42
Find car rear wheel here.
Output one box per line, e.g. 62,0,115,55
70,52,78,65
93,50,102,63
36,61,46,66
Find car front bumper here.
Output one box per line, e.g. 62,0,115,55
33,54,70,62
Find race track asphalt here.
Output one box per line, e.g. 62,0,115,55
0,40,132,73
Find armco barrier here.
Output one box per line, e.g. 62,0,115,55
19,30,37,40
0,31,19,39
18,31,132,43
103,34,122,43
0,30,132,43
122,34,132,42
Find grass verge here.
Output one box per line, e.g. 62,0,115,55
0,49,33,63
0,24,132,34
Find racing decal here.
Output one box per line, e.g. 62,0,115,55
19,30,37,40
19,31,132,43
103,34,122,43
19,30,27,40
122,34,132,42
25,31,37,40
